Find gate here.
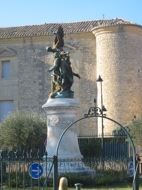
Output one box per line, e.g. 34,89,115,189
52,103,138,190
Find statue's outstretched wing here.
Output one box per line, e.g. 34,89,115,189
54,26,64,49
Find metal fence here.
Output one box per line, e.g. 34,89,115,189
78,134,131,158
0,135,135,189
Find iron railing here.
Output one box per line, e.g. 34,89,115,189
0,135,134,189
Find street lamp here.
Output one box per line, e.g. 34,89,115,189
97,75,107,171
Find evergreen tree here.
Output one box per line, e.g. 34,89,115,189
127,115,142,152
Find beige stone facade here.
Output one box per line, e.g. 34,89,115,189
92,25,142,134
0,19,142,136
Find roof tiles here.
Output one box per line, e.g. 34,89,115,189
0,18,141,39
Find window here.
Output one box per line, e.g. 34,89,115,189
0,100,14,121
2,60,10,78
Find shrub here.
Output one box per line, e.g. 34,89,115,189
0,111,46,151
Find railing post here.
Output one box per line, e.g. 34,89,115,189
45,151,48,189
133,154,140,190
53,155,58,190
133,154,141,190
135,160,139,190
0,150,3,190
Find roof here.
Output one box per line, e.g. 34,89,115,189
0,18,141,39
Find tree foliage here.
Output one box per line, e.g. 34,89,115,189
0,111,47,151
127,115,142,152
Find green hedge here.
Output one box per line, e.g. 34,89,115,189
3,170,130,188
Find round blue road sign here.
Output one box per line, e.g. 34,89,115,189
29,163,43,179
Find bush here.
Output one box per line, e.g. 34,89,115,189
59,174,95,187
0,111,46,151
59,170,129,187
4,172,47,188
4,172,30,187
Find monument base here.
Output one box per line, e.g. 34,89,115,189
42,98,95,176
43,158,96,177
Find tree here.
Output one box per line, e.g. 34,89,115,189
0,111,47,151
127,115,142,153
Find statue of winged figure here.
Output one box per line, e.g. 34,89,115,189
46,26,80,98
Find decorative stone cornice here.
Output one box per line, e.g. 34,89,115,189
0,47,17,57
91,24,142,37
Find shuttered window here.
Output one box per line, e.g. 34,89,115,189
0,100,14,121
2,60,10,78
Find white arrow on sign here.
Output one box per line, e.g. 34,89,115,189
32,167,42,175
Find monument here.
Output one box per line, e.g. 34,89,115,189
42,26,94,175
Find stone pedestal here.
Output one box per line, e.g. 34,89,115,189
42,98,82,159
42,98,95,176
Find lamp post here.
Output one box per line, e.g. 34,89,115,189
97,75,106,171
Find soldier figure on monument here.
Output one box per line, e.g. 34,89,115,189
46,26,80,98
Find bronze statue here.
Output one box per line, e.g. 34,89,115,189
46,26,80,98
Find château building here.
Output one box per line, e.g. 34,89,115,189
0,18,142,136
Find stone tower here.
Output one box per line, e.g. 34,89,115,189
92,24,142,134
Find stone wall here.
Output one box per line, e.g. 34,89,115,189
0,33,97,136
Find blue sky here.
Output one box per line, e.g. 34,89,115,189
1,0,142,27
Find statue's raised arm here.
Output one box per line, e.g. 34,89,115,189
46,26,80,99
54,25,64,49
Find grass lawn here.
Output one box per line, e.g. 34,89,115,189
0,188,138,190
2,180,142,190
1,184,140,190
